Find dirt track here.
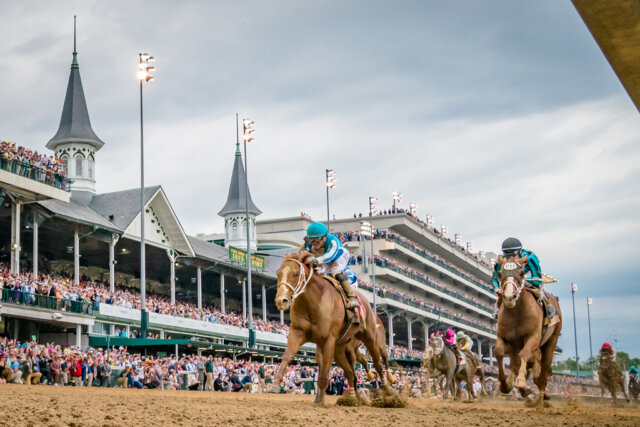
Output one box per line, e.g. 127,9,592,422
0,385,638,426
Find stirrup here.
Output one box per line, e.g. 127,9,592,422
347,297,360,309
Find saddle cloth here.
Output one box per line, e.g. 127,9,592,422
525,287,559,326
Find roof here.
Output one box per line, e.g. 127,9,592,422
188,235,231,262
572,0,640,112
46,52,105,151
38,197,121,232
89,186,160,230
218,143,262,217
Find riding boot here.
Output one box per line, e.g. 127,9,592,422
335,273,360,310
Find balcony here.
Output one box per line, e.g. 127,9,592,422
373,258,494,316
1,288,93,315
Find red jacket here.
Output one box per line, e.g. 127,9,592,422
71,360,82,377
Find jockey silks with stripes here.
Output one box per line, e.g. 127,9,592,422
301,222,360,311
491,237,556,318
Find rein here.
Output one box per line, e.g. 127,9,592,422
279,258,314,301
502,276,523,302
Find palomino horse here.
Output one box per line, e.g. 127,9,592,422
272,252,394,405
429,334,475,401
599,353,630,406
493,255,562,409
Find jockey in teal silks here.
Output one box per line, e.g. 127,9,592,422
491,237,556,319
301,222,360,311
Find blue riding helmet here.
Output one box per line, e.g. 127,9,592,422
307,222,328,239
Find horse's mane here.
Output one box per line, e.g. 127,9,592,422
283,252,314,265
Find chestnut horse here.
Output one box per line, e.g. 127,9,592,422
272,252,394,405
493,255,562,409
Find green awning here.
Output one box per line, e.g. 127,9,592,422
89,336,199,348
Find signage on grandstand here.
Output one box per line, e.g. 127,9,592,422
228,246,265,270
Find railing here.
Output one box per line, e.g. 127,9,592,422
390,237,493,292
1,288,92,315
373,258,494,314
0,158,70,191
359,283,495,334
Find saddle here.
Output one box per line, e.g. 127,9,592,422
525,286,559,326
322,275,366,342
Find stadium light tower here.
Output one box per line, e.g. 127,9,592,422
325,169,336,232
571,282,579,378
409,202,417,216
360,221,371,273
392,191,402,212
137,52,155,340
441,224,448,237
243,117,256,336
587,297,594,372
369,197,379,313
426,214,434,229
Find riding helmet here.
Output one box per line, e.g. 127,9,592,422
501,237,522,254
306,222,328,238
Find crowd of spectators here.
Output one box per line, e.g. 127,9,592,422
0,264,289,337
358,280,495,332
352,208,493,269
0,140,67,189
388,345,423,360
336,229,493,292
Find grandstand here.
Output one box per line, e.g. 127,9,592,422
0,31,497,368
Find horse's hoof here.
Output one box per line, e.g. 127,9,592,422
515,377,527,389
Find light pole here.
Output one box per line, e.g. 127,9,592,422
441,224,448,237
409,202,417,216
243,117,256,337
360,221,371,273
326,169,336,232
392,192,402,213
587,297,594,372
137,52,155,340
369,197,379,313
571,282,579,378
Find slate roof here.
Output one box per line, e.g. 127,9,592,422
46,52,104,151
218,144,261,217
88,186,160,230
38,197,121,232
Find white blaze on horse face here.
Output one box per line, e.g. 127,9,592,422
275,264,295,309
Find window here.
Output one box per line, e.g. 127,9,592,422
62,156,69,174
75,156,84,177
88,159,94,179
231,221,239,240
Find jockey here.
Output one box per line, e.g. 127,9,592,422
302,222,360,310
630,366,639,381
491,237,557,319
456,331,477,366
444,329,464,364
599,342,616,360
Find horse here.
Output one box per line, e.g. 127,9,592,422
351,315,396,383
467,351,487,396
421,346,447,397
271,252,395,405
493,255,562,409
429,334,475,401
629,375,640,404
598,353,630,406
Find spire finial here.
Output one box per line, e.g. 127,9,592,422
235,113,241,155
71,15,79,69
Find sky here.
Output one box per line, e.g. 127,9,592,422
1,1,638,360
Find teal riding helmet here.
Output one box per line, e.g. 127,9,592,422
307,222,327,238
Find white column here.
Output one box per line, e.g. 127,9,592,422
167,249,176,305
159,329,165,339
424,323,430,349
388,313,395,347
262,284,267,322
74,227,80,285
75,324,82,348
109,234,119,293
407,318,413,351
489,344,494,366
280,310,284,324
126,324,131,337
220,274,226,314
197,266,202,310
15,201,21,275
242,279,247,319
32,210,38,277
477,338,483,360
10,202,15,274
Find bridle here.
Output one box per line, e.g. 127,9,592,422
500,260,524,303
278,258,314,302
430,335,444,355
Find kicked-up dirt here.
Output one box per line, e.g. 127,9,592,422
0,384,638,426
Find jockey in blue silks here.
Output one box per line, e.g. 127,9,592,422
302,222,359,310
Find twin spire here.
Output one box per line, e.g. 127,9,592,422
46,15,104,151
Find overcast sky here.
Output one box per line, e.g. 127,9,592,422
1,1,639,360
